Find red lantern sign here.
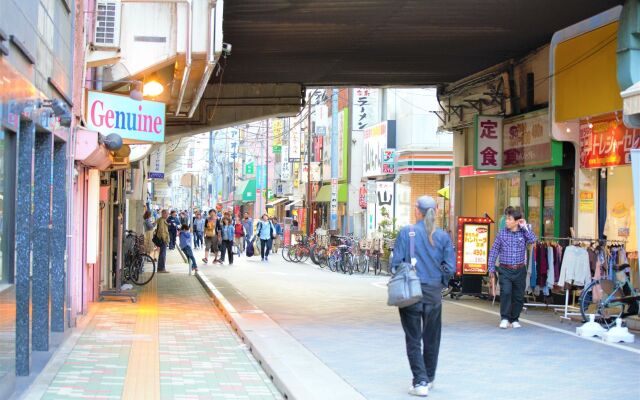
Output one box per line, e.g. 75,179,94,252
359,186,367,208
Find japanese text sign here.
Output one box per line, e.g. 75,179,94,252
456,217,492,276
503,112,552,168
352,88,380,130
474,115,503,171
579,117,640,168
148,144,166,179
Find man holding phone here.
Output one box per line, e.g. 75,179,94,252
487,206,536,329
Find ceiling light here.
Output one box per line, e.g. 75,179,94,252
143,80,164,97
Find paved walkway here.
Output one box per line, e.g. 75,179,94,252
198,248,640,400
25,251,281,400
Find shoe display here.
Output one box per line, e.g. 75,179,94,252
499,319,509,329
408,382,429,397
511,321,522,329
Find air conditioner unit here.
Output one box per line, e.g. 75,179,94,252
93,0,121,48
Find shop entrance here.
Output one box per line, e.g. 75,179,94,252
522,170,572,238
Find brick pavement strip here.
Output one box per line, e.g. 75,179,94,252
38,258,281,400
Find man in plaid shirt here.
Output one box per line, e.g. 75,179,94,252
488,206,536,329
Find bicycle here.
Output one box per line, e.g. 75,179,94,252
123,230,156,286
579,263,640,328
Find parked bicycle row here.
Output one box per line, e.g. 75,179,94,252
281,233,394,276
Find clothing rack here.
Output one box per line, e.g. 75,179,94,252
536,236,627,321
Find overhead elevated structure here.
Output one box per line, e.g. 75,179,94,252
165,0,623,140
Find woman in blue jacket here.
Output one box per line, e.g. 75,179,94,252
220,217,235,265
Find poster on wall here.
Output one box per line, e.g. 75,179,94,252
474,115,503,171
352,88,380,130
579,117,640,168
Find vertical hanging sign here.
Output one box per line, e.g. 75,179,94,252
474,115,503,171
352,88,380,130
289,124,301,161
148,144,166,179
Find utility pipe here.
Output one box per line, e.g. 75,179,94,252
187,0,219,118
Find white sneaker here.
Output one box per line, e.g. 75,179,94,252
499,319,509,329
427,381,435,390
511,321,522,329
408,382,429,397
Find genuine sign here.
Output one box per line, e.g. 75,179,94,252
86,90,165,143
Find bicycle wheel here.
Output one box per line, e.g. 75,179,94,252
343,253,354,275
281,245,290,261
310,245,320,265
298,247,310,263
373,253,381,275
327,251,339,272
317,247,328,269
359,254,369,274
579,279,624,326
131,254,156,286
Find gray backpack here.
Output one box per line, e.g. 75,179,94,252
387,226,422,308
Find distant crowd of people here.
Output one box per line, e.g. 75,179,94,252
142,207,289,272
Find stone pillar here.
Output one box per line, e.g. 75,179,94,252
51,141,67,332
32,130,53,351
15,118,34,376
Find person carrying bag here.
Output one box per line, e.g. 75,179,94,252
389,196,455,397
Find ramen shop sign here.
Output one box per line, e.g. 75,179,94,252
85,90,165,143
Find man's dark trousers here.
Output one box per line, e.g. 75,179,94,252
398,286,442,385
498,266,527,323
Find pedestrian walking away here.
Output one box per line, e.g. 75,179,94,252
202,210,220,264
179,224,198,271
156,209,170,273
487,206,537,329
391,196,455,397
256,214,276,262
233,216,246,257
221,217,235,265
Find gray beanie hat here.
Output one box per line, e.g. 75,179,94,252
416,195,437,213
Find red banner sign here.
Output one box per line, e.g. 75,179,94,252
359,186,367,208
579,117,640,168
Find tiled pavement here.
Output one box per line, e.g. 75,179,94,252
36,251,281,400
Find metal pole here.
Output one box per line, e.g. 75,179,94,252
306,95,312,235
265,119,269,211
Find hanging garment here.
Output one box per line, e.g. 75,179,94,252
558,245,591,287
554,245,562,283
537,243,548,288
546,245,555,288
529,244,538,290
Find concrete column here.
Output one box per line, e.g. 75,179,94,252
15,118,35,376
51,141,67,332
32,131,53,351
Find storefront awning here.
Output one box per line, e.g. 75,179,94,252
315,184,347,202
286,199,303,210
266,197,289,207
233,179,256,202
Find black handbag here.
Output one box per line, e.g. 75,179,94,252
152,230,164,247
